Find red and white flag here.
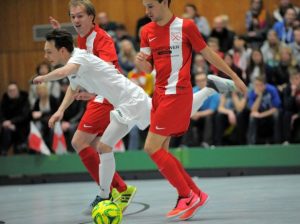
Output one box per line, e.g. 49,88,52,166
113,139,125,152
52,122,67,155
28,122,51,156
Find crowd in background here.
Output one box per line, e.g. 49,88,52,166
1,0,300,156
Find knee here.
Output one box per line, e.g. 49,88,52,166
144,143,156,155
71,136,87,153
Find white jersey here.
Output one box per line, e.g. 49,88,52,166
67,48,151,130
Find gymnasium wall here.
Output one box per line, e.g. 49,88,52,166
0,0,299,96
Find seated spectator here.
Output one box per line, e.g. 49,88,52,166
0,82,30,155
247,76,281,144
267,46,297,93
228,35,252,75
282,70,300,143
218,53,244,83
32,83,59,150
273,0,299,22
246,49,269,85
215,90,248,145
261,30,285,67
58,79,85,152
135,14,151,43
97,12,117,36
183,3,210,39
115,24,138,52
210,15,235,53
28,61,61,108
118,39,137,75
273,7,298,44
207,38,224,74
181,73,220,147
244,0,271,48
192,53,209,77
290,27,300,66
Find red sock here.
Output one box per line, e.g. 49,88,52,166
112,172,127,192
78,147,100,185
151,148,190,197
78,147,127,192
169,153,202,196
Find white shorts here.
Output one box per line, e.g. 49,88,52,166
110,91,151,131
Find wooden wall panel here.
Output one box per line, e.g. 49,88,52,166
0,0,299,96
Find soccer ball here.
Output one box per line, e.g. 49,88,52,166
92,200,122,224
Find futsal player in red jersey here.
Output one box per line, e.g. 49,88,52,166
48,0,136,214
136,0,247,220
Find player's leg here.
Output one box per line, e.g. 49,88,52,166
144,132,200,218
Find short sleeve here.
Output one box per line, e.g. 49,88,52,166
140,27,152,56
94,35,118,63
184,20,207,52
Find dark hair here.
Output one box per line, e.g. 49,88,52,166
255,75,266,83
185,4,200,17
46,29,74,53
68,0,96,22
157,0,171,7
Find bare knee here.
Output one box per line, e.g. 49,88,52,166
71,136,89,153
97,142,112,154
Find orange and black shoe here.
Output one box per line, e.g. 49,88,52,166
179,191,209,221
166,191,200,219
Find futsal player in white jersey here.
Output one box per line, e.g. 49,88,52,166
33,29,236,204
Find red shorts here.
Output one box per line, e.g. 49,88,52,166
149,91,193,137
77,99,114,136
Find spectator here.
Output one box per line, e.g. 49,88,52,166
246,49,268,85
115,24,138,52
273,0,299,22
228,35,252,75
273,7,297,44
118,39,137,75
58,79,85,152
290,27,300,66
215,90,248,145
267,46,297,93
181,73,220,147
32,83,59,150
218,53,244,84
207,38,224,74
191,53,209,77
183,4,210,39
28,61,61,108
0,82,30,155
261,29,285,67
282,70,300,143
210,15,235,53
97,12,117,36
247,76,281,144
135,14,151,43
244,0,271,48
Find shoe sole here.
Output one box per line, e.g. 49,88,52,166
179,195,209,221
121,187,137,213
166,197,200,220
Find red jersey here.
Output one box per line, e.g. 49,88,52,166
77,24,120,71
140,16,206,95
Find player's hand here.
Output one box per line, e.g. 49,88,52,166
74,91,95,101
32,76,45,84
49,16,61,29
233,77,247,96
48,111,64,128
135,52,148,63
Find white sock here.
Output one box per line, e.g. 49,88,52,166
99,152,115,199
191,87,216,116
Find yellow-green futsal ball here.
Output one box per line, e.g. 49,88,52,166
92,200,123,224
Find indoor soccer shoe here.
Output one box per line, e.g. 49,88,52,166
207,75,236,94
179,191,209,221
166,191,200,219
83,194,112,215
113,185,137,212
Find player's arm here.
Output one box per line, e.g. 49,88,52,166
33,63,80,83
200,46,247,95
